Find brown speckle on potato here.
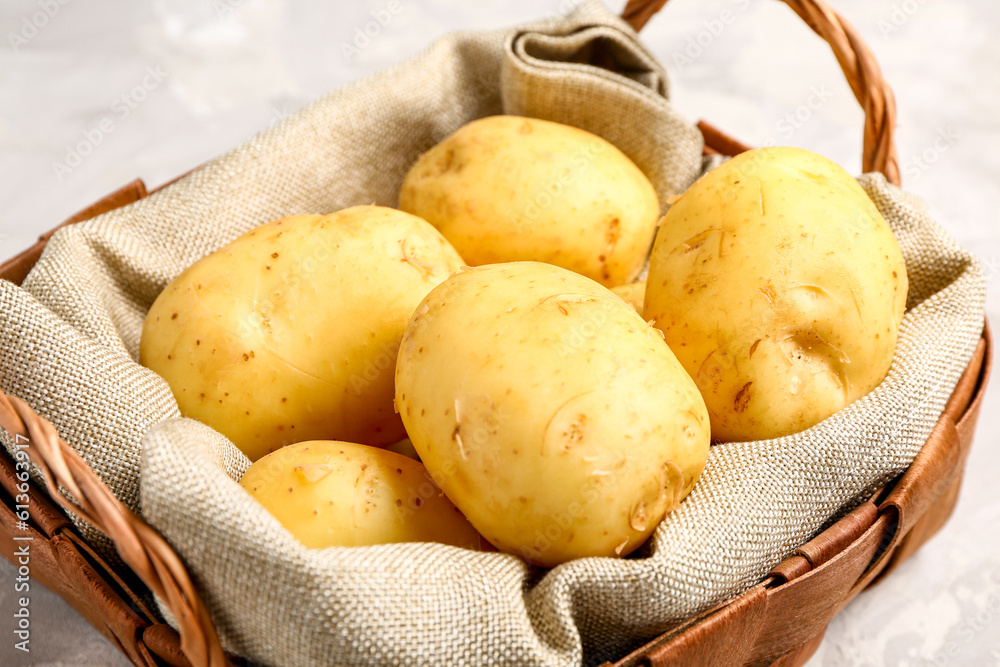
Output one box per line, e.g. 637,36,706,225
563,415,587,447
734,382,753,413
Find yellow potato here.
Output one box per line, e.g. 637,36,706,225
399,115,660,287
645,147,908,442
140,206,464,461
395,262,710,567
239,441,483,550
384,437,421,461
611,280,646,315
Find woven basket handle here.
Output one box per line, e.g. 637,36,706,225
0,393,228,667
623,0,901,185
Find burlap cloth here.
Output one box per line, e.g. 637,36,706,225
0,3,985,665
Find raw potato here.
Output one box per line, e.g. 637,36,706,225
611,280,646,315
399,115,660,287
395,262,710,567
384,437,421,461
645,147,908,442
140,206,464,462
239,441,483,550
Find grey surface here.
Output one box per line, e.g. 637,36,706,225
0,1,998,665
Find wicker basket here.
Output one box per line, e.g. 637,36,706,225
0,1,991,665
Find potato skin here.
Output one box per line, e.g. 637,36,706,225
399,115,660,287
645,147,908,442
140,206,464,461
395,262,710,567
611,280,646,315
239,441,483,550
